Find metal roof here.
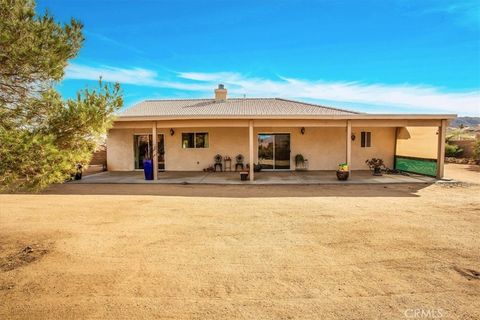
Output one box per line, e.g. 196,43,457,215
118,98,359,118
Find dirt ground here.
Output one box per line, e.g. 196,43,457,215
1,165,479,319
445,163,480,184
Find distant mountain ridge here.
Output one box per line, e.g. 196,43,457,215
450,117,480,128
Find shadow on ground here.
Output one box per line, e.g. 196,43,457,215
38,183,434,198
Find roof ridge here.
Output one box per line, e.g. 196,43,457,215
143,97,278,102
138,97,359,114
274,98,361,114
144,98,212,102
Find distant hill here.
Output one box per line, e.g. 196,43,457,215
450,117,480,128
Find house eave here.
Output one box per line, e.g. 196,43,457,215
114,114,457,122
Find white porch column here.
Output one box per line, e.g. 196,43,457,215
346,120,352,173
436,119,447,179
249,120,254,181
152,121,158,180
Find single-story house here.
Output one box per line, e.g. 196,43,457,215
106,84,456,181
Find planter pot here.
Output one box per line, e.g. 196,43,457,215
336,170,349,181
373,167,382,176
143,159,154,180
74,171,82,180
240,171,249,181
74,164,83,180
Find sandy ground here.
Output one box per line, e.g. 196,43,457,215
445,163,480,184
0,166,479,319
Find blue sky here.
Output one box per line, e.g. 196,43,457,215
38,0,480,115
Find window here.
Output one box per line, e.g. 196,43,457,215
182,133,195,148
361,131,372,148
182,132,209,148
195,132,209,148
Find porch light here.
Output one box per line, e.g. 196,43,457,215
170,128,175,136
351,133,356,141
300,127,305,135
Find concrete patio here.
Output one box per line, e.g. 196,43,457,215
73,170,437,185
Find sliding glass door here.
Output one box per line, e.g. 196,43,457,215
274,134,291,169
258,133,291,170
134,134,165,170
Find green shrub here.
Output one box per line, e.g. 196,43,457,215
445,143,463,157
473,139,480,160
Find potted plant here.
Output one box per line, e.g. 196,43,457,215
365,158,384,176
336,163,349,180
247,163,262,172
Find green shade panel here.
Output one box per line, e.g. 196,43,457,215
395,156,437,177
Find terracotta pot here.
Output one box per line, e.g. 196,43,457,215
336,170,349,181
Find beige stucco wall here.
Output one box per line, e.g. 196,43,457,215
253,127,347,170
106,128,161,171
396,127,438,159
351,127,396,170
167,127,249,171
107,127,249,171
106,122,397,171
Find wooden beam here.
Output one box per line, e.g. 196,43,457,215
249,120,254,181
436,119,447,179
351,119,441,127
346,120,352,173
152,122,158,180
393,127,399,170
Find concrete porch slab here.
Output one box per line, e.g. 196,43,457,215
73,170,436,185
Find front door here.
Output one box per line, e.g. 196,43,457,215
258,133,291,170
134,134,165,170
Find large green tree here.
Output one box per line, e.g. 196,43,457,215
0,0,123,191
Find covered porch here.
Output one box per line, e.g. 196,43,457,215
108,117,448,182
74,170,436,185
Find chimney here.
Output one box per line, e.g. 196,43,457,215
214,84,227,102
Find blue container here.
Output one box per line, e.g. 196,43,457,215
143,159,154,180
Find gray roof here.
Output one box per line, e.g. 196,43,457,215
119,98,359,118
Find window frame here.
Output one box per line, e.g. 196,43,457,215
181,132,209,149
361,131,372,148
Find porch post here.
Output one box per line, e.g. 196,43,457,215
436,119,447,179
152,121,158,180
249,120,254,181
346,120,352,173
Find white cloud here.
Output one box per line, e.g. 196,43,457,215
65,63,480,115
66,63,160,86
179,72,479,115
178,72,242,82
65,63,213,91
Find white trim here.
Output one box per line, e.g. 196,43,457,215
116,114,456,122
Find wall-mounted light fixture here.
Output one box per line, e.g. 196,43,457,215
170,128,175,136
351,133,356,141
300,127,305,135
